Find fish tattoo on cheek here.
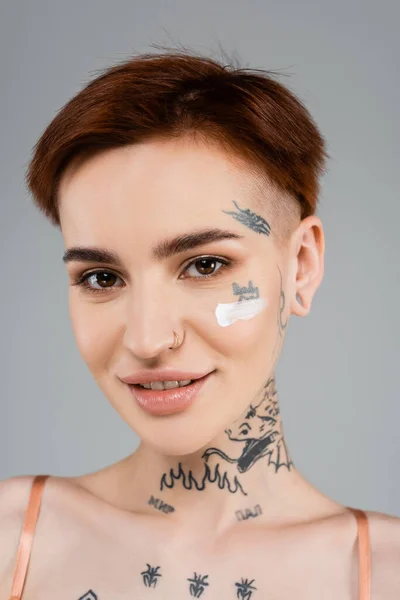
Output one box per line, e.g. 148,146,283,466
215,280,267,327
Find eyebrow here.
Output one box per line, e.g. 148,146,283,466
62,228,245,265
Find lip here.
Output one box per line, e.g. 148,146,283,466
128,371,214,416
120,369,213,386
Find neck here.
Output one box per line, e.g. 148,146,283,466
105,377,325,534
87,377,340,541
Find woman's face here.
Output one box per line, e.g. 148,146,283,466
58,139,300,455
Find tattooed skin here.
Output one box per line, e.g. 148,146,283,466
203,377,292,473
235,577,258,599
160,376,291,499
148,494,175,514
141,563,162,587
222,200,271,236
160,461,247,496
232,280,260,301
187,572,210,597
235,504,263,522
270,265,289,370
78,592,97,600
159,274,291,497
75,575,258,598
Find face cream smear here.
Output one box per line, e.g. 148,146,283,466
215,297,267,327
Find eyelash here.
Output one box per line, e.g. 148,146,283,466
71,255,234,295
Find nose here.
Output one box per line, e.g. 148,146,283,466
121,282,180,360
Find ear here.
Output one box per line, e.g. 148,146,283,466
289,216,325,317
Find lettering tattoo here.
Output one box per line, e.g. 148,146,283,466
148,494,175,514
222,200,271,236
78,592,97,600
203,377,292,473
232,280,260,301
235,577,258,599
187,572,210,597
235,504,263,522
160,461,247,496
141,563,162,587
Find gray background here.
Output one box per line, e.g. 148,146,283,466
1,0,399,516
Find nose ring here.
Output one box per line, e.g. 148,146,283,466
169,330,181,350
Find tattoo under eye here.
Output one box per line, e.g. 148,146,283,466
232,280,260,301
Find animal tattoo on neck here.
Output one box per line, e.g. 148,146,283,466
160,377,292,498
203,377,292,475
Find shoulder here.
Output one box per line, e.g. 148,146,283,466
0,475,37,539
0,474,94,593
0,476,38,593
366,509,400,551
365,509,400,598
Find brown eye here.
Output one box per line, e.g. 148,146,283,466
183,256,229,279
196,258,218,275
88,272,118,288
74,270,123,293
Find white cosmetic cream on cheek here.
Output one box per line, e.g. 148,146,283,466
215,297,268,327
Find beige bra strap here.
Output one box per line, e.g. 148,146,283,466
347,507,371,600
9,475,49,600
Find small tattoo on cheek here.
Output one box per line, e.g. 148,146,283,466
215,279,267,328
141,564,162,587
148,494,175,515
222,200,271,236
232,280,260,301
235,504,263,521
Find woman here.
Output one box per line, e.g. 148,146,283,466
1,49,399,599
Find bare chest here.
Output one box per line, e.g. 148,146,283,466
15,526,359,600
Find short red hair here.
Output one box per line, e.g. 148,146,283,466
26,49,328,230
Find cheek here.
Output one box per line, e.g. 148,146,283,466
220,300,278,364
187,290,279,363
69,298,117,372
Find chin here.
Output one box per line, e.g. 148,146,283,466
136,417,226,458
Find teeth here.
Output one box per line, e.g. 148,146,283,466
139,379,193,390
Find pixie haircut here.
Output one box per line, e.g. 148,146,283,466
26,48,328,242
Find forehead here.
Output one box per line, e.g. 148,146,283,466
58,139,275,262
60,139,257,217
